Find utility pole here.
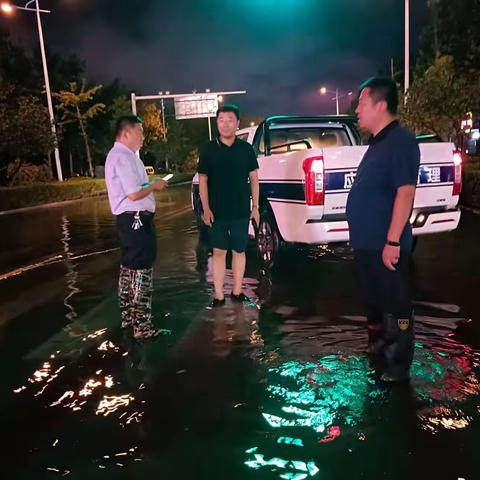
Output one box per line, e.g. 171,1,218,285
404,0,410,97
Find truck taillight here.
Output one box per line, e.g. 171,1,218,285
453,150,462,196
303,156,324,205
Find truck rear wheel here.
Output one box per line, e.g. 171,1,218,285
256,211,281,268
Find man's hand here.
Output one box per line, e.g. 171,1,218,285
152,179,168,191
250,206,260,228
382,243,400,271
202,208,214,227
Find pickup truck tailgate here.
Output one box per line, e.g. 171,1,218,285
322,142,459,218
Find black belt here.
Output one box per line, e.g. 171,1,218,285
120,210,154,216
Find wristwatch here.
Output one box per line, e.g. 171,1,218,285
386,240,400,247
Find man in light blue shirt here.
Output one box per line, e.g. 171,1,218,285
105,115,167,340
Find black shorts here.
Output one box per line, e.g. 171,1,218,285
209,218,250,253
116,211,156,269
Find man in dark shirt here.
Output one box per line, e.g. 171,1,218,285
346,78,420,382
198,104,259,307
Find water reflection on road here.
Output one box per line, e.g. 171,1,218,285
0,187,479,479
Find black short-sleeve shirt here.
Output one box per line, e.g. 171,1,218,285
346,120,420,251
197,137,259,221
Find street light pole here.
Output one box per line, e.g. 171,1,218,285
320,86,352,115
2,1,63,180
33,0,63,181
131,93,137,115
160,98,166,140
207,117,212,141
404,0,410,97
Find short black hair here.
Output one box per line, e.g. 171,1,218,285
359,77,398,115
115,115,142,138
216,103,240,120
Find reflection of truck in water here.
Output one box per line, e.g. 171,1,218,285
192,116,462,265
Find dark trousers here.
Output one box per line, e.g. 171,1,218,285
354,249,414,378
116,211,157,333
116,211,156,269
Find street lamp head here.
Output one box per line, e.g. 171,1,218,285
348,91,353,96
320,87,327,95
1,3,14,14
218,95,224,102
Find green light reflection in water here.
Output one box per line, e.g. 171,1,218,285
265,355,378,431
277,437,304,447
245,354,377,477
244,343,479,476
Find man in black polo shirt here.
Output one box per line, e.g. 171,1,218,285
346,78,420,383
198,104,259,307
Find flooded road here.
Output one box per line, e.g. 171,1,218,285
0,186,479,479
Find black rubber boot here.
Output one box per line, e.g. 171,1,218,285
381,312,415,383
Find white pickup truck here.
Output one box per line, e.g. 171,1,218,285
192,115,462,265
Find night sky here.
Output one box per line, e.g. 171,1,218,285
2,0,430,116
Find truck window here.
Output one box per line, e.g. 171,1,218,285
258,127,352,155
236,132,249,142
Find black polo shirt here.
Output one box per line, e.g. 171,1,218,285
198,137,259,221
346,120,420,251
